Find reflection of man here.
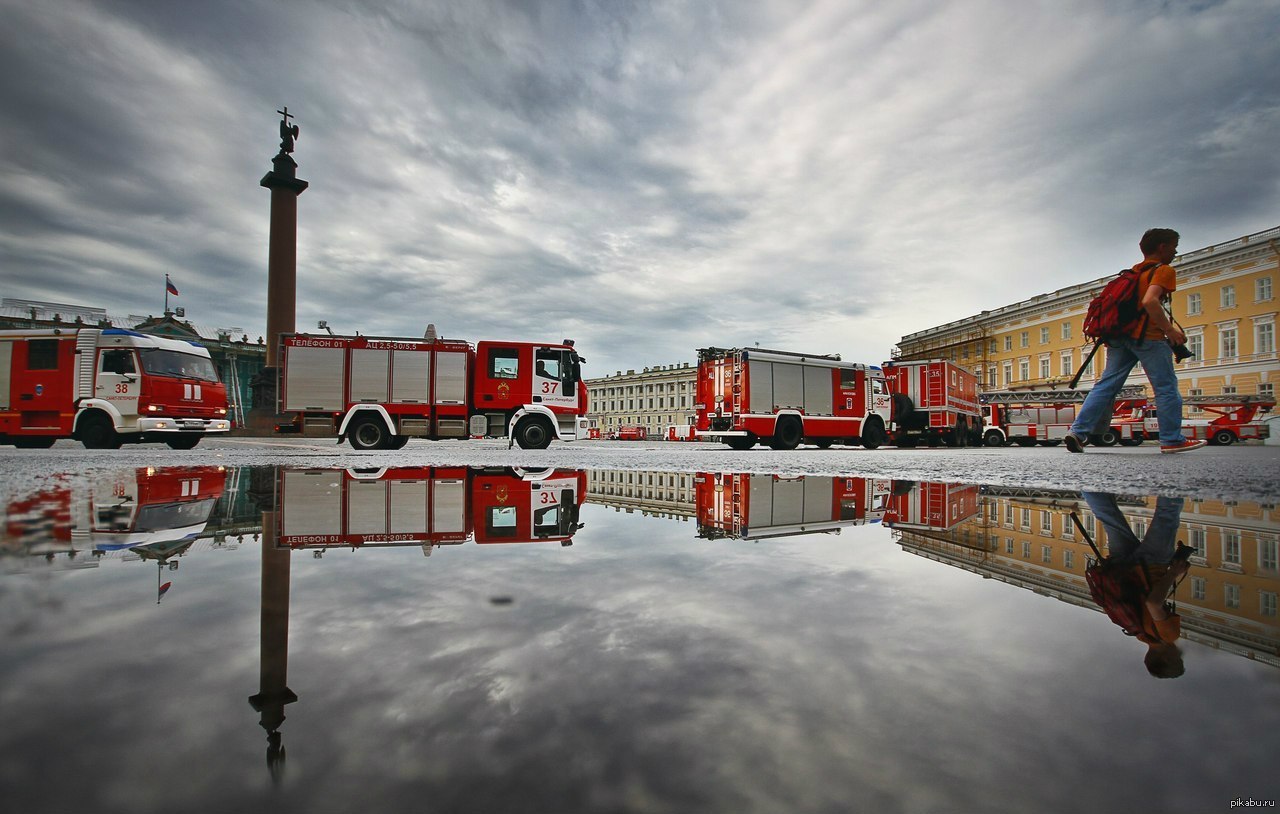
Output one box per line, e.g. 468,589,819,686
1083,493,1191,678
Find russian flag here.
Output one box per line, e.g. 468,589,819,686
166,277,180,296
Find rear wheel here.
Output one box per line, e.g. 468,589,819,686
349,416,392,450
78,413,122,449
725,434,756,450
860,417,887,450
984,430,1005,447
166,435,201,450
514,416,554,450
1212,429,1235,446
770,417,803,450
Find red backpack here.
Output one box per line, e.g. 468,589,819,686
1081,264,1157,342
1085,560,1152,637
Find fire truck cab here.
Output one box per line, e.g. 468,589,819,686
0,328,231,449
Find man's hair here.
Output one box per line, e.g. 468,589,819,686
1140,228,1180,256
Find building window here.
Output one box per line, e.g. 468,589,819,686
1039,357,1051,379
1064,550,1074,569
1022,541,1031,558
1040,512,1053,534
1005,537,1014,554
989,340,998,354
1004,505,1014,527
1019,359,1030,381
1004,336,1013,352
1061,351,1073,377
1003,362,1012,386
1192,577,1206,600
1020,331,1029,348
1260,538,1278,570
1220,327,1238,359
1040,327,1050,344
1225,584,1240,609
1062,322,1072,340
1187,292,1202,316
1223,532,1241,565
1261,383,1274,398
1256,320,1275,355
1020,508,1031,530
1041,545,1053,563
1190,527,1206,559
1258,276,1273,302
1262,592,1278,617
1221,285,1236,309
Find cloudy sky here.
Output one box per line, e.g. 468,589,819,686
2,0,1278,375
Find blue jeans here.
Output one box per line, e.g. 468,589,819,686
1071,337,1186,445
1083,492,1184,564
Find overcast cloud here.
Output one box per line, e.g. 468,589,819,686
2,0,1278,374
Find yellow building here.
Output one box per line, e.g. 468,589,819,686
894,225,1279,401
585,363,698,437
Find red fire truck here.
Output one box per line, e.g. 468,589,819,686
275,466,586,549
0,328,231,449
882,481,981,533
694,472,894,540
275,328,589,450
979,386,1148,447
880,359,982,447
695,347,893,449
1143,394,1274,445
2,465,227,556
695,348,979,449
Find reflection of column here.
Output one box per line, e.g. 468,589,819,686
248,510,296,784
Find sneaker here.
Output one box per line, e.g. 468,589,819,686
1064,433,1085,453
1160,439,1207,454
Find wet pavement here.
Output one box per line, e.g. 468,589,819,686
2,441,1278,813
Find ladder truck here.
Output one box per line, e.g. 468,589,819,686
1145,394,1274,445
979,386,1148,447
276,327,589,450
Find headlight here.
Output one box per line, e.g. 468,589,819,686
147,404,160,412
216,407,227,415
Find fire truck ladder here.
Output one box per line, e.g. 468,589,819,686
979,385,1147,404
730,473,745,538
1182,394,1275,407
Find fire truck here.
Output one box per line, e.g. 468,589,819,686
275,466,585,550
880,359,982,447
979,386,1148,447
1143,394,1274,445
275,327,589,450
695,348,979,449
694,472,894,540
2,465,227,557
881,481,981,533
0,328,231,449
695,347,893,449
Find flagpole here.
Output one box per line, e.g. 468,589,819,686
165,274,170,315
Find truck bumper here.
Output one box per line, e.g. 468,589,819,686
136,417,232,434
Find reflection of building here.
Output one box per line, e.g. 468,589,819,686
586,470,697,520
585,363,697,438
1,298,266,426
894,226,1279,401
894,487,1280,667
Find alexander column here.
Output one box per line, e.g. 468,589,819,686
248,107,309,431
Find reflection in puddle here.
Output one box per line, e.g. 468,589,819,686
2,464,1278,810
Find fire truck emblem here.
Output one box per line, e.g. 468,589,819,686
496,485,509,504
497,382,510,398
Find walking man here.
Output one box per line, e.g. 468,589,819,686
1066,228,1206,454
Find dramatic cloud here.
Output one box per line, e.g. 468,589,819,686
2,0,1278,373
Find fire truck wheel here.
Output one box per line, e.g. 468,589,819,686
349,416,392,450
1094,429,1120,447
1118,438,1143,446
1211,429,1235,446
387,435,410,449
725,434,755,450
770,418,803,450
860,418,887,450
813,439,835,449
166,435,201,450
984,430,1005,447
514,416,554,450
78,412,122,449
13,437,56,449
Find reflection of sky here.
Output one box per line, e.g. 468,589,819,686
3,490,1279,813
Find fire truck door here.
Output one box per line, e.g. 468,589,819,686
97,348,140,420
869,376,891,419
533,348,577,409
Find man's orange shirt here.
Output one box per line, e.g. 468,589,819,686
1130,261,1177,340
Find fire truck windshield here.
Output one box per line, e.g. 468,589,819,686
139,349,219,382
134,498,217,532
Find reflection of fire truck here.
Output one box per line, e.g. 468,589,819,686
276,328,589,450
0,328,231,449
980,386,1148,447
881,481,981,532
1143,395,1274,445
695,348,979,450
276,466,586,550
694,472,894,540
2,466,227,556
